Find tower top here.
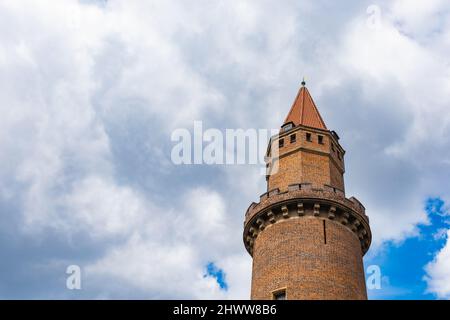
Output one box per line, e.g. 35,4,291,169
283,84,327,130
244,78,371,300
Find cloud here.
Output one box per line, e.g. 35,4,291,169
423,198,450,299
58,176,148,238
0,0,450,299
389,0,448,38
85,188,250,299
424,229,450,299
315,0,450,248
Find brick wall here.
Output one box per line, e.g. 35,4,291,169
251,217,367,300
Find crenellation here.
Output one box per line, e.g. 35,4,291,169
245,183,368,224
259,192,268,202
268,188,280,197
243,196,371,256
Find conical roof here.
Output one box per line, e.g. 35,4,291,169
283,83,327,130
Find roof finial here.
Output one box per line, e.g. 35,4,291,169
301,77,306,87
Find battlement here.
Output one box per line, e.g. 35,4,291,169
245,182,368,224
243,182,371,257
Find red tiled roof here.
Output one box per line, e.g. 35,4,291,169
283,85,327,130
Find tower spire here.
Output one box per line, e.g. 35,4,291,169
283,83,327,130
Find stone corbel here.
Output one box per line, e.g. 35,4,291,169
341,212,349,225
297,202,304,216
281,205,289,219
256,218,265,230
351,219,360,232
313,203,320,216
358,229,367,240
328,206,336,220
267,210,276,224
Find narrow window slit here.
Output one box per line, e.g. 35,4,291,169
323,220,327,244
272,289,286,300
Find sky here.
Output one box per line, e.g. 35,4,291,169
0,0,450,299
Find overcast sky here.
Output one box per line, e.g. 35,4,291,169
1,0,450,299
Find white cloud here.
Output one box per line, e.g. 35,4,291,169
425,230,450,299
0,0,251,298
59,176,148,238
338,2,450,159
315,0,450,249
86,188,250,299
1,0,450,299
390,0,447,38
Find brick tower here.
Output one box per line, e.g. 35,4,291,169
243,81,371,300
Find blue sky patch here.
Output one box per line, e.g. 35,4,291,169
367,197,449,299
204,262,228,291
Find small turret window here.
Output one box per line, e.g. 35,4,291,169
318,135,324,144
282,123,293,132
290,134,296,143
306,132,312,142
278,138,284,148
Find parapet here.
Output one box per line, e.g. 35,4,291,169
246,183,368,224
243,182,371,256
